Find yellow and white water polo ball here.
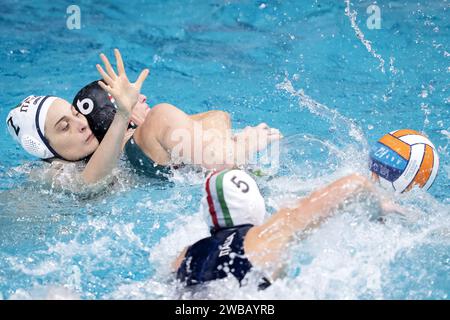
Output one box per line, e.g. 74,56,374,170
369,129,439,193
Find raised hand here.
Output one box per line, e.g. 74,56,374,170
96,49,149,118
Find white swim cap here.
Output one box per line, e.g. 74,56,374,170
6,95,59,159
201,169,266,232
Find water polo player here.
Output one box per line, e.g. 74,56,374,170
6,49,149,187
6,49,282,188
173,169,401,289
72,75,282,177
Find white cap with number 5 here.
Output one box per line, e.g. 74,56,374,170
200,169,266,232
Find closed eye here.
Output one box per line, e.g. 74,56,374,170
61,122,69,131
54,115,69,130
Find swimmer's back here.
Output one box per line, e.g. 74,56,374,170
176,225,256,286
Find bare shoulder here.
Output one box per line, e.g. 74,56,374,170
150,103,184,116
141,103,190,134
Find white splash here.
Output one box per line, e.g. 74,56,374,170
276,76,367,149
9,285,80,300
344,0,386,73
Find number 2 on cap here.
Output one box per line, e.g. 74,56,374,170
7,117,20,136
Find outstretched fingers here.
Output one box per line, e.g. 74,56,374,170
135,69,149,90
97,80,113,95
100,53,117,80
114,49,126,77
96,64,114,87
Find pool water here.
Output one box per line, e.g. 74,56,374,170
0,0,449,299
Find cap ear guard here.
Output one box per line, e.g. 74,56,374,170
20,134,53,159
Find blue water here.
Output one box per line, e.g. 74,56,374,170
0,0,449,299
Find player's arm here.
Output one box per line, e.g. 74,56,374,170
244,174,379,272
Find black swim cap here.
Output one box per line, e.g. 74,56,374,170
72,80,117,142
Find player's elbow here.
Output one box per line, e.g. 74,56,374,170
212,110,231,123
